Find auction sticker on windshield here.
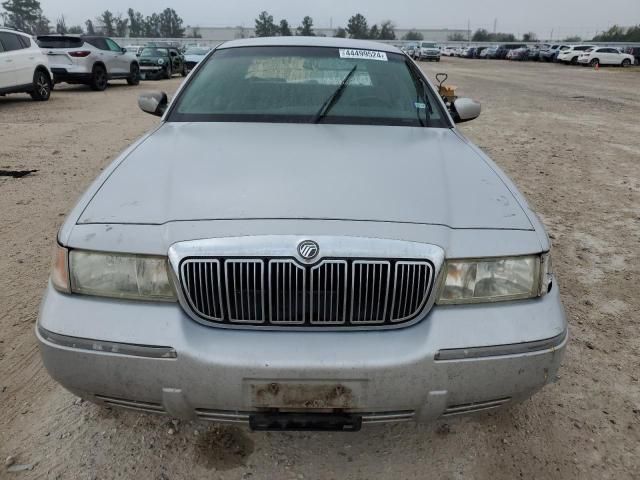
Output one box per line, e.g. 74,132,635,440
339,49,388,61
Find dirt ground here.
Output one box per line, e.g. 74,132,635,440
0,57,638,480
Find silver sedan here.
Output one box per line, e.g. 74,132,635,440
38,37,566,432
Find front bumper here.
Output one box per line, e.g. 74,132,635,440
139,66,165,79
37,282,567,425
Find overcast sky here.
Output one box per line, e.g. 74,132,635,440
37,0,640,38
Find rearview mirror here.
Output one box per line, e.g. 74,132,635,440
452,98,481,123
138,91,168,117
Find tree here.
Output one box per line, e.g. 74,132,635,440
563,35,582,42
85,19,95,35
472,28,490,41
402,30,424,41
379,21,396,40
67,25,83,34
346,13,369,39
297,16,314,36
158,8,184,37
279,19,292,36
592,24,640,42
334,27,347,38
127,8,145,37
114,13,128,37
1,0,44,33
98,10,115,36
254,11,277,37
55,14,66,34
144,13,160,37
32,12,48,34
522,32,537,42
368,24,379,39
189,26,202,38
448,32,466,41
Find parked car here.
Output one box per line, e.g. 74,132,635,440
461,47,476,58
539,44,564,62
441,46,457,57
416,42,441,61
124,45,144,56
37,35,140,91
38,37,566,431
473,46,488,58
556,45,596,64
577,47,635,67
138,46,187,79
495,43,527,59
623,46,640,65
508,47,530,61
0,27,52,100
481,46,498,58
527,44,548,61
184,46,210,72
404,43,418,59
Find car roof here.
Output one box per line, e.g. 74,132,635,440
1,27,31,37
218,36,403,54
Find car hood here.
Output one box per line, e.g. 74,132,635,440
78,122,533,230
185,54,205,62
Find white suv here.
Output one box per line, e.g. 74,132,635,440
556,45,595,64
577,47,635,67
0,27,52,101
36,35,140,91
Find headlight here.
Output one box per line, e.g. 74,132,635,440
68,250,176,301
157,58,165,65
438,255,544,304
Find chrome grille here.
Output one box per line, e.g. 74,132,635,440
310,261,348,325
180,258,434,328
390,262,432,322
224,259,265,323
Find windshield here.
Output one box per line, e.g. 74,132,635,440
141,47,167,57
169,46,448,127
185,47,209,55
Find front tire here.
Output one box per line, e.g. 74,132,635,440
590,58,600,67
127,63,140,85
163,64,172,79
90,65,108,91
30,69,51,101
621,58,631,67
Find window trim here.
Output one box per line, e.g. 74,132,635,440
164,45,453,129
0,32,24,52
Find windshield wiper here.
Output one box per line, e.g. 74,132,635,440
311,65,358,124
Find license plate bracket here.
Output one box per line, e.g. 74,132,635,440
249,412,362,432
247,380,365,409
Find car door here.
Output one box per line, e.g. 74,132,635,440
0,32,23,88
169,49,181,72
15,35,37,84
105,38,128,74
0,37,11,88
599,48,615,65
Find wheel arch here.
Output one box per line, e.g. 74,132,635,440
34,64,52,80
92,61,107,73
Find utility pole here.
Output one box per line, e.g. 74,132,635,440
550,28,554,41
467,19,470,42
493,18,497,34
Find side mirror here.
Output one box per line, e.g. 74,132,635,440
121,47,127,53
138,91,168,117
452,97,481,123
